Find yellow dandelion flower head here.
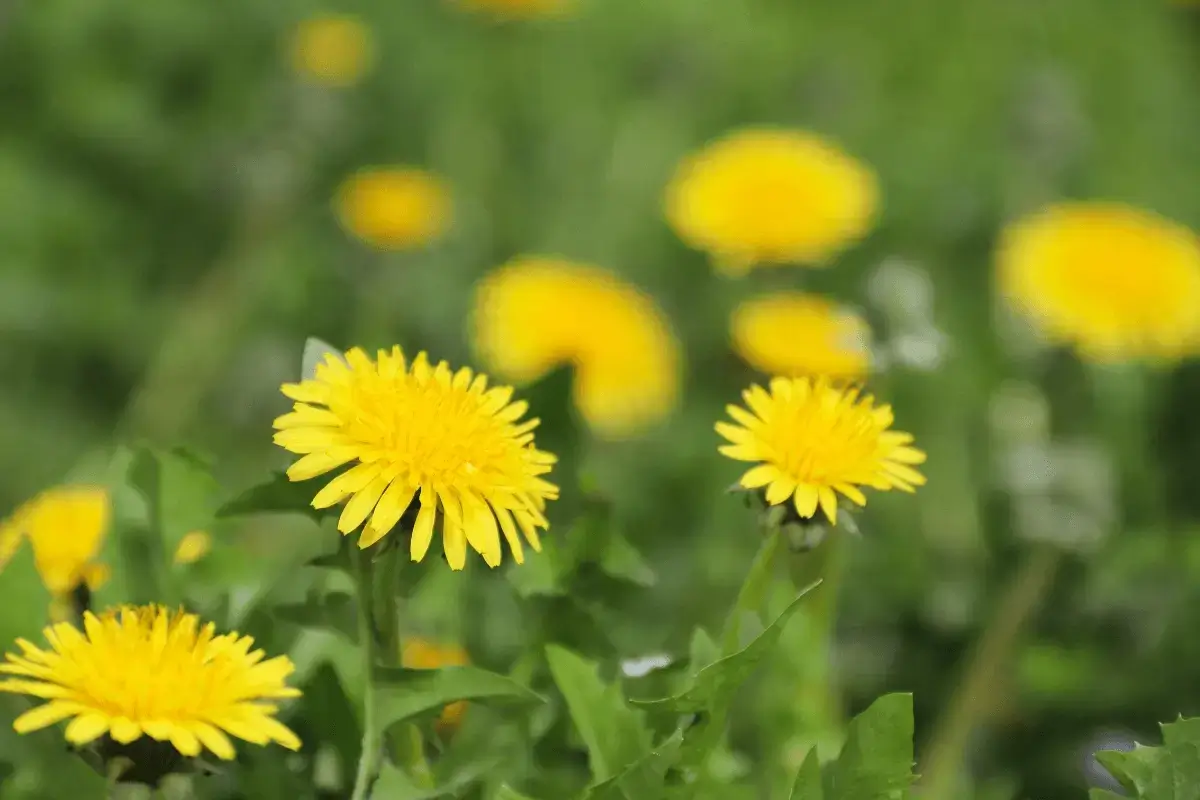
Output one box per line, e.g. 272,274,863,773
0,605,301,760
997,201,1200,363
289,14,374,87
335,167,452,251
273,347,559,570
453,0,572,20
717,377,926,525
401,638,470,731
665,127,879,276
731,293,871,381
0,486,110,596
173,531,211,566
471,257,682,438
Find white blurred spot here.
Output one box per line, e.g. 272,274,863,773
620,653,673,678
302,336,345,380
867,258,934,327
989,381,1050,444
889,327,948,372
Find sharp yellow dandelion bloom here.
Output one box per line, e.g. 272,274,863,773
997,202,1200,362
335,167,452,251
273,347,559,569
0,486,110,597
453,0,572,20
173,531,211,566
717,377,926,525
731,293,870,380
401,638,470,732
289,14,374,87
665,128,879,276
472,257,681,438
0,605,301,760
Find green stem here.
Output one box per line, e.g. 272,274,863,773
919,545,1060,800
350,546,381,800
720,523,784,656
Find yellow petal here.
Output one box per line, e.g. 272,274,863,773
311,462,380,510
410,492,437,563
169,725,201,757
11,701,81,733
817,487,839,525
340,473,393,535
835,483,867,506
192,722,237,760
462,494,502,568
64,713,110,746
443,519,467,571
715,422,751,444
364,481,416,543
110,717,141,744
764,477,797,506
286,450,356,481
739,464,780,489
493,505,524,564
793,484,819,518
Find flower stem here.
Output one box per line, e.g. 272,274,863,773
720,522,783,656
349,545,381,800
919,545,1060,800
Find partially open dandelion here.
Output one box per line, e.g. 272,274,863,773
731,293,871,381
452,0,572,20
472,257,681,438
0,486,110,601
997,201,1200,362
401,638,470,733
273,347,558,569
289,14,374,87
0,605,301,777
717,377,926,525
173,531,211,566
665,128,879,276
335,167,452,251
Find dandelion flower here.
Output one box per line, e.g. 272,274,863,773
273,347,558,569
0,486,110,598
717,377,925,525
471,257,681,438
0,605,301,763
453,0,572,20
173,531,211,566
997,202,1200,362
289,14,374,87
732,293,870,380
665,128,879,276
335,167,452,251
401,638,470,732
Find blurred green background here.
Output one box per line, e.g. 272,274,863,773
5,0,1200,798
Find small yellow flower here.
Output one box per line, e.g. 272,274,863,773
665,128,879,276
173,531,211,566
453,0,572,20
0,605,301,760
289,14,374,87
717,377,925,525
997,201,1200,362
731,293,870,381
401,638,470,732
0,486,110,597
273,347,558,569
335,167,452,250
472,257,681,438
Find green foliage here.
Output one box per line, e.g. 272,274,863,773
1094,717,1200,800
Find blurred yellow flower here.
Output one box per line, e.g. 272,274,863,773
731,293,870,380
173,531,211,565
0,486,110,598
289,14,374,87
401,638,470,732
997,202,1200,362
335,167,452,250
718,377,925,526
665,128,879,276
273,347,558,569
472,257,682,438
453,0,572,20
0,605,301,761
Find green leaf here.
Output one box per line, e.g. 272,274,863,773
544,644,652,783
493,785,540,800
274,591,358,644
216,471,328,522
584,728,685,800
598,533,656,587
633,584,819,714
1164,717,1200,746
1097,746,1160,795
373,665,545,730
154,446,222,556
824,693,915,800
1090,791,1128,800
372,760,494,800
790,749,824,800
687,627,720,676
